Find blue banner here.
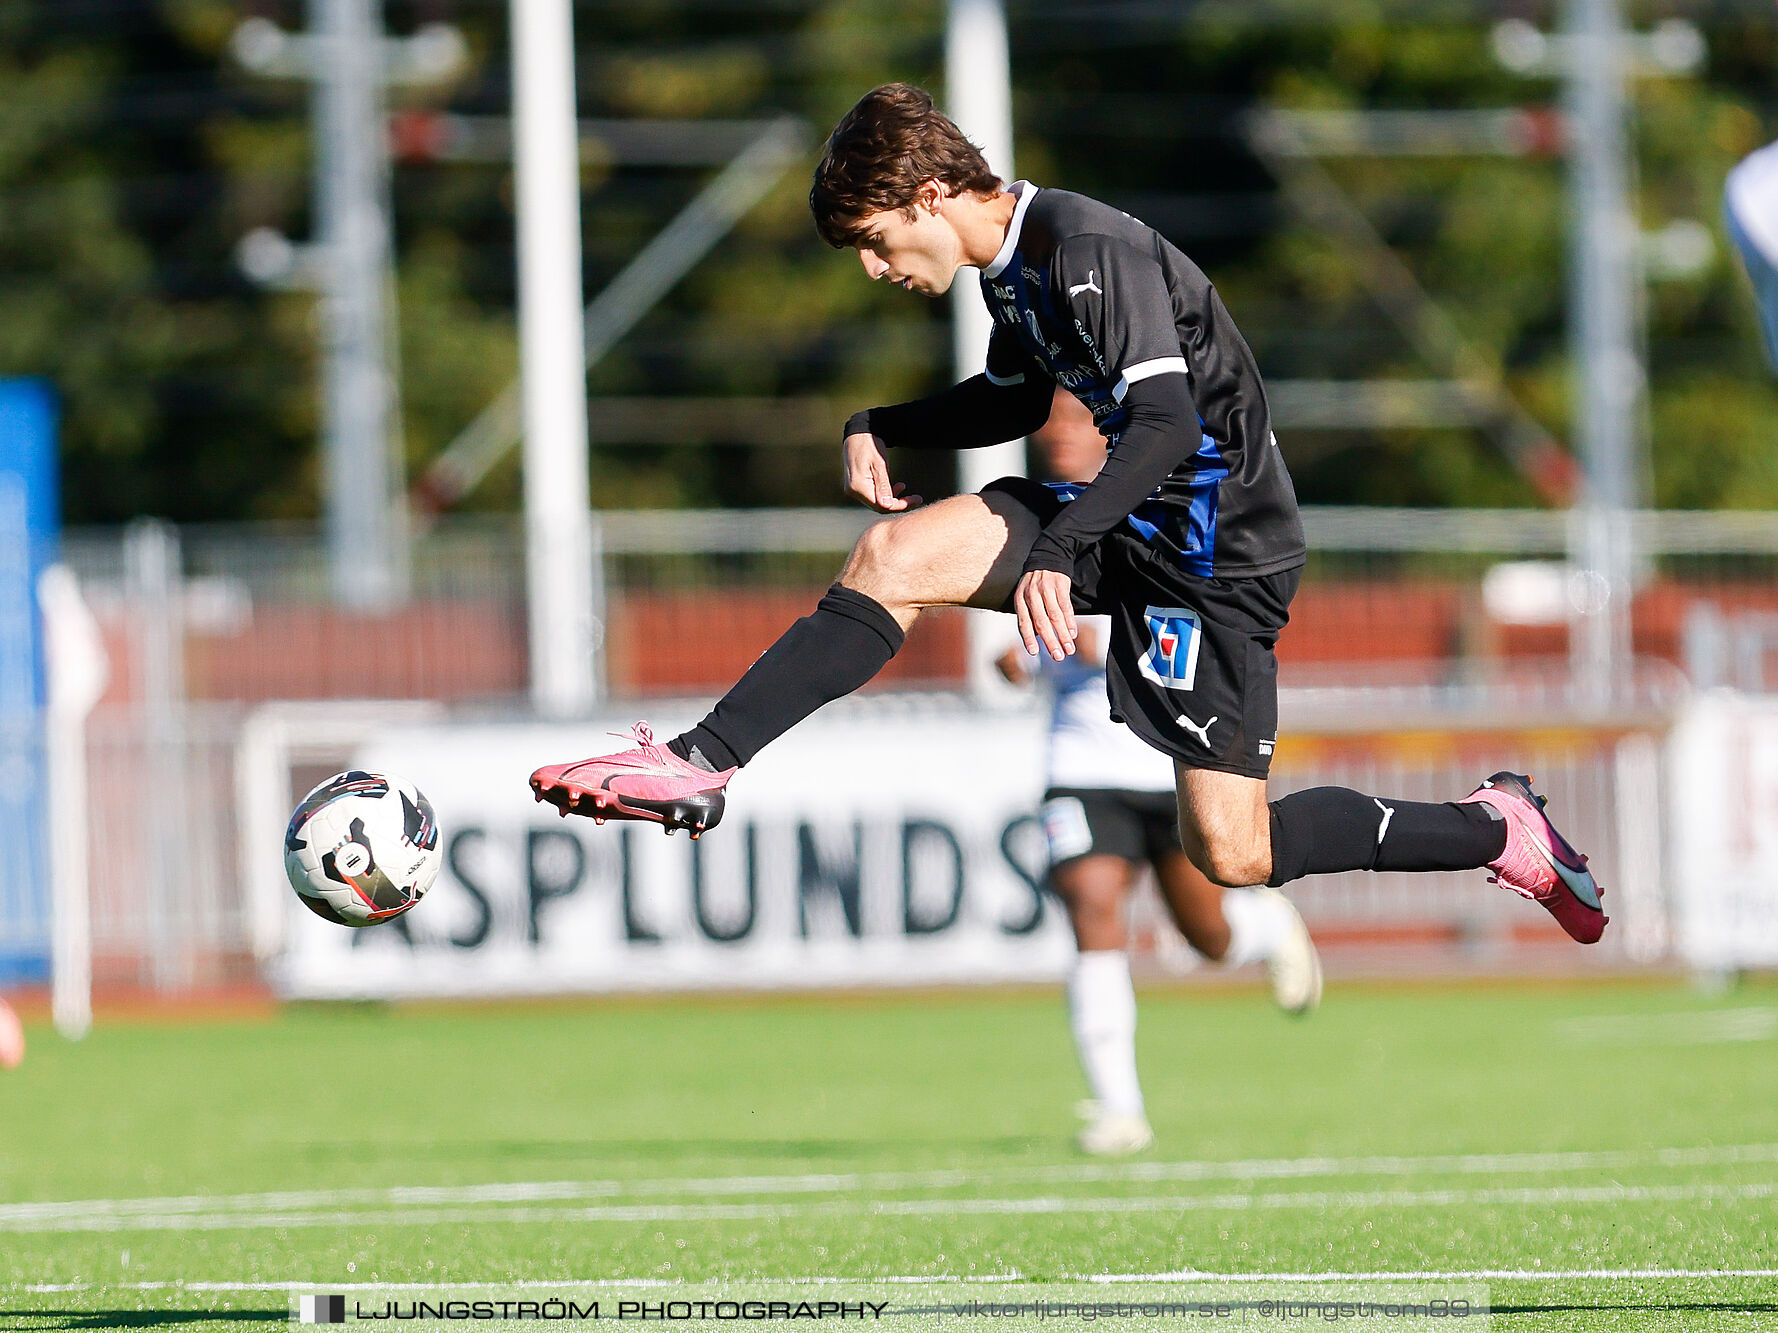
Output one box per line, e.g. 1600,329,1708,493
0,379,58,985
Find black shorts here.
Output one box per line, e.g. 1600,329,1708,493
985,476,1301,779
1041,786,1182,868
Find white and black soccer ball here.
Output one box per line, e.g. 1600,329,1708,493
283,771,442,927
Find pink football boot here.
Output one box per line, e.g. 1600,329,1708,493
1460,771,1608,944
530,723,735,838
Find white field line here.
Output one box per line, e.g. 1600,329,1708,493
13,1268,1778,1294
3,1180,1776,1234
1081,1269,1778,1283
7,1141,1777,1230
10,1277,1018,1293
1554,1006,1778,1045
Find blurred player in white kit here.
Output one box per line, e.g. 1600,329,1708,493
999,389,1319,1156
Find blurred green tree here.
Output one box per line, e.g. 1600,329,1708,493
1,0,1774,523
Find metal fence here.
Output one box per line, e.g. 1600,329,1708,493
83,706,247,991
64,506,1778,706
39,505,1778,992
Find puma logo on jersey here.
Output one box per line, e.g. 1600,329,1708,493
1068,270,1103,298
1176,712,1217,748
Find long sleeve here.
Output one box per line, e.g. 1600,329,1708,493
1023,372,1199,575
844,372,1053,450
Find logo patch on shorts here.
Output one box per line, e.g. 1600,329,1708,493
1040,796,1094,863
1137,605,1203,691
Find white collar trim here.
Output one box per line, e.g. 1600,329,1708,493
982,182,1038,279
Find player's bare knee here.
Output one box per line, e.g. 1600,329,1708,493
1197,840,1268,889
840,517,916,602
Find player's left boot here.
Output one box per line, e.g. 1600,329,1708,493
1460,772,1608,944
530,723,735,838
1256,887,1322,1016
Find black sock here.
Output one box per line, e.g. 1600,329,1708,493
668,585,905,771
1266,786,1508,888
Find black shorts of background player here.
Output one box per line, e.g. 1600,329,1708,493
531,83,1607,950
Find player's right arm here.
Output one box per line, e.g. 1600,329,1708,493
1021,234,1200,578
841,325,1052,511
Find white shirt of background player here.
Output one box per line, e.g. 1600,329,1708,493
1038,617,1177,794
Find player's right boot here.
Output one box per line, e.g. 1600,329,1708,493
1255,887,1322,1016
529,722,735,838
1460,771,1608,944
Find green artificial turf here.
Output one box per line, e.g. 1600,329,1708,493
1,979,1775,1330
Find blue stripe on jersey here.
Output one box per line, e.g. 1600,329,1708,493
1043,428,1227,577
1177,431,1228,578
1123,504,1161,542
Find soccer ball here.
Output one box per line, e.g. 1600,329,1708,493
283,771,442,927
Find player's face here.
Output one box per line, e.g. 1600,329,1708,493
849,195,960,297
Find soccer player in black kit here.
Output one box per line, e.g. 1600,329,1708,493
532,83,1608,947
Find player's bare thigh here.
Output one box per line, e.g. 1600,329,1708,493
1174,763,1273,888
838,487,1041,630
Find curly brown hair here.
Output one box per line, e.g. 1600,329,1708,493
810,84,1004,248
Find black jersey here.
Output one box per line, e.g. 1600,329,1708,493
980,183,1305,578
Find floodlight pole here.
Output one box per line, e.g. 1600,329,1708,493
1494,7,1706,708
947,0,1024,702
313,0,407,609
230,4,466,609
1563,0,1640,707
512,0,597,715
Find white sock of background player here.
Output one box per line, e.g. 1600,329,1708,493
1068,950,1144,1120
1219,887,1294,969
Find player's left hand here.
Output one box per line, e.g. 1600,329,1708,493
1014,569,1077,662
